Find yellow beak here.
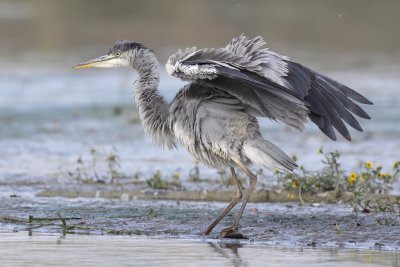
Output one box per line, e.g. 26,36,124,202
74,55,116,69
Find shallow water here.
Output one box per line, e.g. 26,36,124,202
0,232,398,267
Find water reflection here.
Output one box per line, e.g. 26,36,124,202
0,232,398,267
208,242,245,267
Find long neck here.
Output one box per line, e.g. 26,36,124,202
131,49,175,149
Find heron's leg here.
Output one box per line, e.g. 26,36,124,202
220,160,257,238
203,167,242,235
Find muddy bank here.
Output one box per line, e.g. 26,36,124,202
36,186,400,205
1,196,399,251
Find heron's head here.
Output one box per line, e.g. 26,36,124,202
74,40,147,69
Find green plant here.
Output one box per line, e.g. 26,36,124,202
69,148,122,183
276,149,344,202
349,161,399,213
189,161,200,182
107,148,121,184
146,170,182,189
277,148,399,213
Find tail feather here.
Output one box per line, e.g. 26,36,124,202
244,138,297,172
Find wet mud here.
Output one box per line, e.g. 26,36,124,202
1,194,399,251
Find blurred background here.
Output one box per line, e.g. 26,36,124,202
0,0,399,188
2,0,400,63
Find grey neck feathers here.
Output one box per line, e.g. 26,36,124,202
130,48,175,149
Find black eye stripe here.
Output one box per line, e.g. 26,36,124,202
108,41,147,55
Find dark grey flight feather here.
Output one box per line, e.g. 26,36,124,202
281,62,372,140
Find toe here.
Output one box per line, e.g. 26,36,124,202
219,227,247,239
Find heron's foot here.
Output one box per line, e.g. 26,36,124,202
219,226,246,239
202,230,211,236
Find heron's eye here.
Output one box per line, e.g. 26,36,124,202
115,51,121,57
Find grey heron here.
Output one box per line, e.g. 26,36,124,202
75,35,372,238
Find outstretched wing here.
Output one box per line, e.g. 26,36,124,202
166,34,372,140
167,47,309,131
225,34,373,141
